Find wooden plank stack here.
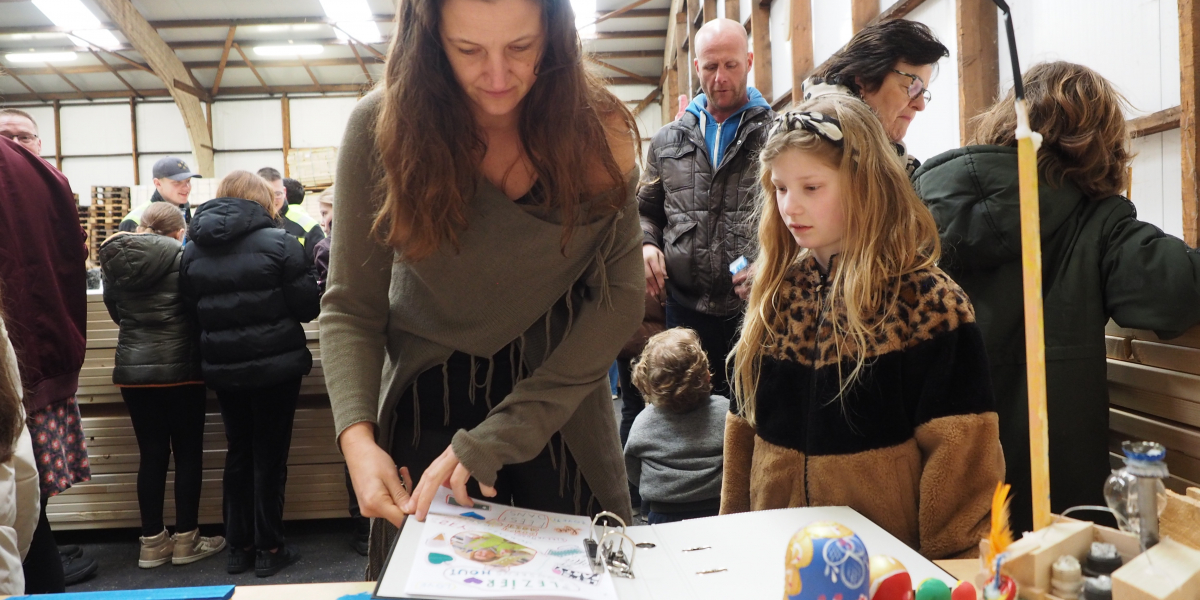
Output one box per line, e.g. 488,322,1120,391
1105,321,1200,492
49,291,346,530
85,186,131,264
287,147,338,189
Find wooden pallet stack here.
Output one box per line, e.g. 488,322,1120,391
85,186,131,264
1105,322,1200,493
287,147,338,189
47,291,346,530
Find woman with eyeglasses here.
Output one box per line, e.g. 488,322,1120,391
801,19,948,175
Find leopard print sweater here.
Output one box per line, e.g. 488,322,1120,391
721,254,1005,560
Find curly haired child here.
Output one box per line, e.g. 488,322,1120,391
624,327,726,524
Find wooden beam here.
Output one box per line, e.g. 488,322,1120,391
791,0,813,106
53,99,62,170
632,86,662,117
0,82,616,103
750,0,772,101
92,0,214,178
1181,0,1200,246
6,57,383,77
586,56,657,85
956,0,999,145
212,25,236,96
0,69,44,102
185,68,212,103
87,49,140,97
593,8,669,19
662,0,687,69
676,12,690,105
703,0,717,23
172,78,209,100
281,95,291,178
94,47,154,74
591,29,670,40
130,98,139,184
1129,106,1182,138
852,0,879,33
233,43,270,90
45,62,89,100
0,15,397,36
594,50,663,60
329,23,386,59
583,0,656,29
725,0,739,22
348,41,374,86
206,101,212,145
687,0,699,95
664,65,678,124
298,56,321,87
878,0,928,21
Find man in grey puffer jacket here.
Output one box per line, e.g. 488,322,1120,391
638,18,773,397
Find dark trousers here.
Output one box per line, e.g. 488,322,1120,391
665,296,743,398
392,346,596,516
22,499,64,594
216,377,301,551
121,384,207,536
617,359,644,510
646,507,719,524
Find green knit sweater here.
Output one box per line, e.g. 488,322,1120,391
320,91,644,522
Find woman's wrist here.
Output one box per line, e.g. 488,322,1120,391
338,421,377,455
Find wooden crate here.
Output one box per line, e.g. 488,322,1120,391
1106,321,1200,493
54,292,344,529
85,186,132,264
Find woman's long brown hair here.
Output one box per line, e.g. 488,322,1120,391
373,0,638,261
0,283,24,464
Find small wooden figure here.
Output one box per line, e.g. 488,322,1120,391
915,578,951,600
951,581,977,600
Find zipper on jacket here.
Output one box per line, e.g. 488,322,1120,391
803,260,832,506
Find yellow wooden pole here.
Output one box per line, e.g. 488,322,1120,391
1015,98,1051,531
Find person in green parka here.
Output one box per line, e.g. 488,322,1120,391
913,61,1200,534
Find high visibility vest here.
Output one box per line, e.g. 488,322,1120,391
283,204,321,243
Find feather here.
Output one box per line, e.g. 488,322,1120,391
985,482,1014,572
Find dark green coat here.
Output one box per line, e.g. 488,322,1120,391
99,233,203,386
913,145,1200,533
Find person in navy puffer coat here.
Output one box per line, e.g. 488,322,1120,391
179,170,319,578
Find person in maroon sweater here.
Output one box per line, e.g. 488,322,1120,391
0,134,94,590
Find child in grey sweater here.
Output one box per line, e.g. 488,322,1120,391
624,328,726,524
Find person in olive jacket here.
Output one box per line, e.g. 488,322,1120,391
913,61,1200,534
179,170,320,578
100,202,226,569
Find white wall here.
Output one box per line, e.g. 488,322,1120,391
897,0,959,163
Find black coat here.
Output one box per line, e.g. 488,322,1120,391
180,198,321,391
914,146,1200,533
99,233,202,386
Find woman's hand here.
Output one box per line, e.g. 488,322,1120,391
403,444,497,522
340,422,413,527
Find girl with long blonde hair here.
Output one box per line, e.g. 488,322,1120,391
721,94,1004,559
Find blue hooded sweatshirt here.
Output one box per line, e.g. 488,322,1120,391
685,87,772,169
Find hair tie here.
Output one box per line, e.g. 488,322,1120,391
768,110,845,147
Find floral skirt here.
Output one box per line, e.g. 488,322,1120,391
27,396,91,497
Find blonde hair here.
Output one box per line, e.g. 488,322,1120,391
632,328,712,413
318,186,335,206
216,170,276,217
971,61,1132,200
730,95,940,426
136,202,185,237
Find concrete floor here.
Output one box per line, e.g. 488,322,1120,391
56,518,368,592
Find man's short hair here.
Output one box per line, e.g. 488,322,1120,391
256,167,282,182
0,108,38,133
282,178,305,205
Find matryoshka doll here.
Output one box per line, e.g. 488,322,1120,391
784,522,871,600
869,555,912,600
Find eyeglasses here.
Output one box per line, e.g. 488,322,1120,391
892,69,932,103
3,133,38,144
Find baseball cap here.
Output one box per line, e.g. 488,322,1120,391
152,156,201,181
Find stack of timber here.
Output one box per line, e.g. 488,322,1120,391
287,147,338,189
47,291,345,530
1105,321,1200,493
85,186,130,264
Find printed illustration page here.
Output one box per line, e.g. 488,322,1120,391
378,487,620,600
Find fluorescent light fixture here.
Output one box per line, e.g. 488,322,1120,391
6,33,68,41
257,24,322,33
5,51,78,63
318,0,372,22
571,0,597,38
70,29,122,50
253,44,325,57
31,0,102,30
331,21,381,44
